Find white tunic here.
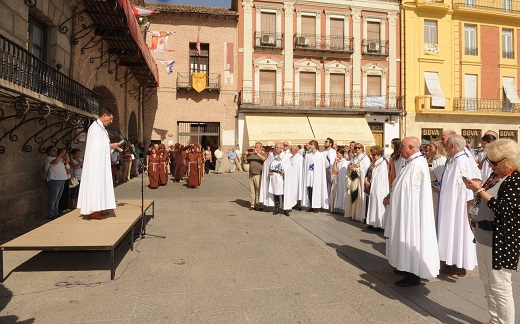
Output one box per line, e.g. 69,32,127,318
301,151,329,209
437,151,480,270
77,119,116,215
384,152,440,279
366,157,389,228
259,152,274,206
344,153,370,221
284,152,304,209
333,158,349,211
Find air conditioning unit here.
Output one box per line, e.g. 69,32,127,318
260,34,275,46
368,42,379,53
296,36,309,47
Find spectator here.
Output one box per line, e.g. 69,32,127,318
228,147,237,173
44,146,68,219
69,148,83,209
203,146,212,174
58,151,73,213
247,142,267,210
234,145,243,172
214,145,223,174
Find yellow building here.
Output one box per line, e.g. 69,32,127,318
402,0,520,146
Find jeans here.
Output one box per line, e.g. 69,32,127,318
48,180,66,217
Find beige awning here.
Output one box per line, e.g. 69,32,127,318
244,114,315,146
308,115,376,146
503,77,520,104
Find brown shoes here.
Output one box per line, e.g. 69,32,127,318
89,212,106,220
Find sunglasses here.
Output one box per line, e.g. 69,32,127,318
355,146,362,149
487,158,505,167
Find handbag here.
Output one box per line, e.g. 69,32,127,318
69,177,79,188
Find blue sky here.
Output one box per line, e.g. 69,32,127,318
149,0,231,8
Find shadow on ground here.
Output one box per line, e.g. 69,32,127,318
0,284,34,323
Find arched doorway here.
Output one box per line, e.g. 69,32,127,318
93,86,119,136
128,111,138,142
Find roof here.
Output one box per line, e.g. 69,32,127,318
145,2,238,17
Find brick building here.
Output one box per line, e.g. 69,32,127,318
144,3,239,155
0,0,157,231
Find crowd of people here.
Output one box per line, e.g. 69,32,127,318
244,130,519,324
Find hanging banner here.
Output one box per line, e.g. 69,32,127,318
149,31,174,52
192,72,207,92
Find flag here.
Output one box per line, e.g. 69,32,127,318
131,6,158,17
196,28,201,56
166,60,175,75
149,31,174,52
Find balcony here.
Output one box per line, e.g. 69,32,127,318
254,32,284,49
453,0,520,14
464,47,478,55
453,98,520,113
293,34,354,54
0,34,98,115
503,51,515,59
176,72,221,92
239,90,403,112
362,39,389,56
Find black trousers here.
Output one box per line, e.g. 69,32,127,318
204,160,211,174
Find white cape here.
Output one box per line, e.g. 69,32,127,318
384,152,440,279
437,151,480,270
366,157,389,228
259,152,274,206
333,159,349,211
301,151,329,209
77,119,116,215
284,153,304,210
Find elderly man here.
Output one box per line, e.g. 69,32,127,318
266,142,292,215
384,137,440,286
302,140,329,212
344,143,370,221
214,145,223,174
437,134,481,277
246,142,267,211
285,145,304,211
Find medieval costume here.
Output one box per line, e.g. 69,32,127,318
365,157,389,229
148,149,160,189
158,144,169,186
344,153,370,221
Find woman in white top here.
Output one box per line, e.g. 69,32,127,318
69,148,83,209
45,146,68,219
58,152,73,212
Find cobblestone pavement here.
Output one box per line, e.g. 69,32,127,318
1,171,518,323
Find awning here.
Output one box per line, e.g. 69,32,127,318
308,116,375,146
424,72,446,107
502,77,520,103
244,115,315,146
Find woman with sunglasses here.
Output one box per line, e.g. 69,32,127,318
464,139,520,324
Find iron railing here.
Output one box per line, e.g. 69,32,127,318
240,90,403,110
453,97,520,112
464,47,478,55
176,72,221,91
362,39,389,55
0,34,98,114
254,32,284,48
503,51,515,59
294,34,354,52
453,0,520,14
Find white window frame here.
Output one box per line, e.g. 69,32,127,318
464,24,477,55
424,20,438,45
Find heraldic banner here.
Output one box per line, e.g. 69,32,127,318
192,72,207,93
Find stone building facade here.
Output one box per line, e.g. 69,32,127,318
0,0,157,232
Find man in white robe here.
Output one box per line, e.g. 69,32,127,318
78,108,121,219
322,137,336,195
437,134,480,276
365,148,389,230
267,142,290,215
384,137,440,286
344,143,370,221
284,145,303,212
259,150,274,208
301,140,329,212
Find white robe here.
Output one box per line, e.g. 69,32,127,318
431,155,447,182
366,157,389,228
437,151,480,270
384,152,440,279
259,152,274,206
333,158,349,211
284,152,304,209
77,119,116,215
481,158,492,182
393,156,405,178
301,151,329,209
344,153,370,221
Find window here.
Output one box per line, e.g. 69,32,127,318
464,25,477,55
261,12,276,34
28,16,47,62
299,72,316,106
464,74,478,111
330,18,344,50
189,43,209,74
259,70,276,105
300,15,316,47
502,29,514,59
424,20,438,44
178,122,220,148
367,75,382,96
366,22,381,53
330,74,345,107
503,0,512,12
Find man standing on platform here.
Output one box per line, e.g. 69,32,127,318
78,108,121,219
384,136,440,286
214,145,223,174
246,142,267,211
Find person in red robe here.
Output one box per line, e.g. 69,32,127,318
186,145,200,188
172,143,187,182
158,144,169,186
148,147,160,189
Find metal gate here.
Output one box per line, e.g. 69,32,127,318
177,122,220,148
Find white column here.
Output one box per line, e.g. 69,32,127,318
352,8,362,105
388,12,397,107
242,0,254,102
284,2,295,105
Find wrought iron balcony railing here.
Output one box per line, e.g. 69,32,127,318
362,39,389,55
0,34,98,114
453,97,520,113
465,47,478,55
294,34,354,52
176,72,221,92
239,90,403,110
503,51,515,59
453,0,520,14
254,32,284,48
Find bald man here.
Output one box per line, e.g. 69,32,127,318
384,137,440,286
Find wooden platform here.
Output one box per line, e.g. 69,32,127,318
0,199,154,281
